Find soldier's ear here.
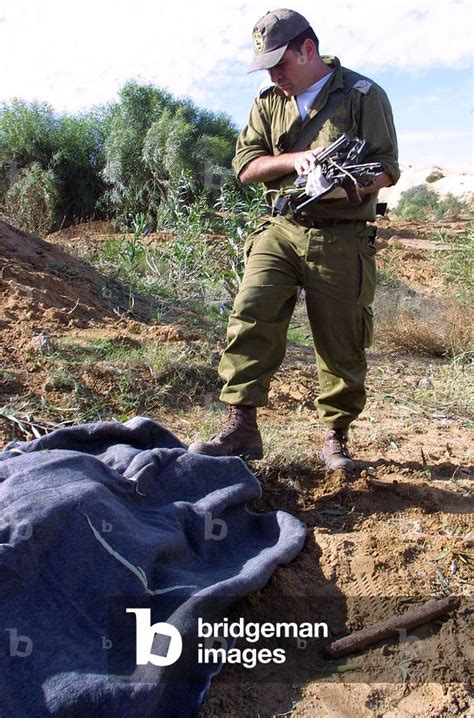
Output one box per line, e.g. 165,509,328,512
302,38,318,59
295,38,316,65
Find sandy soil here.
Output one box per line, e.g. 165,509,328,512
0,218,472,717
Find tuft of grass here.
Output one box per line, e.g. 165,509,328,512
42,336,218,422
433,225,473,301
287,324,314,348
377,245,400,289
369,352,473,426
376,226,473,358
375,288,472,358
45,356,76,391
259,424,318,470
412,355,473,425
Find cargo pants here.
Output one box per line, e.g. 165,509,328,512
218,215,377,428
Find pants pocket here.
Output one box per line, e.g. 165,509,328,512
357,225,377,305
243,220,271,264
362,305,374,348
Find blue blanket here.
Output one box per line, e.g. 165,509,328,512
0,417,305,717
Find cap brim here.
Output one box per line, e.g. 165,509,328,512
247,43,288,73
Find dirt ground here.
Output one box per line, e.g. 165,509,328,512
0,218,472,717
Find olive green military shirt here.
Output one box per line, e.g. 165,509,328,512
232,56,400,222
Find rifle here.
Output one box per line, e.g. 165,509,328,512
273,133,383,216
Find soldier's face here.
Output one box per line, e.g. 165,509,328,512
268,47,312,96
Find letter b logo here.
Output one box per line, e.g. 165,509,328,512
126,609,183,666
204,512,227,541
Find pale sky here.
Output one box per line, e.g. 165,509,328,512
1,0,473,170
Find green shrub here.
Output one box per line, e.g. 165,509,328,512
214,179,267,296
0,99,58,204
3,162,60,234
425,169,444,183
394,185,470,221
0,84,237,231
101,80,236,229
0,99,111,228
50,110,111,223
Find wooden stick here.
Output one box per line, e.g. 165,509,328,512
327,595,460,659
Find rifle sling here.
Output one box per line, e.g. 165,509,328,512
283,73,362,154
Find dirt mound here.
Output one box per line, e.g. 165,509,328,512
0,220,135,330
0,220,165,340
47,220,117,241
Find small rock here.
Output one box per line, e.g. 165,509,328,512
418,377,433,389
33,333,53,354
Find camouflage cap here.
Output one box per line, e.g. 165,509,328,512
248,8,310,73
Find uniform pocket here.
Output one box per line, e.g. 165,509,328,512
357,225,377,305
362,305,374,348
305,225,360,301
305,227,337,262
243,220,271,263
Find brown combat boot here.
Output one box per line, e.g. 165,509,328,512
320,428,355,472
188,406,263,460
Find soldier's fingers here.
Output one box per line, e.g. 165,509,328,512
294,158,309,175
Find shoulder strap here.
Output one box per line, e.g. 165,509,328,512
285,71,367,154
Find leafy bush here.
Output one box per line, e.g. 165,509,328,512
50,110,111,223
0,83,237,231
0,100,111,228
214,179,267,296
79,175,267,321
0,100,58,203
3,162,60,234
394,185,470,221
102,80,237,229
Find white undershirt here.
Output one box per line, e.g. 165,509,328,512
296,72,334,120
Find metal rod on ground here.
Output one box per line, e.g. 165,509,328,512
327,595,460,659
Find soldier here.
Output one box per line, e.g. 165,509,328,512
189,8,399,471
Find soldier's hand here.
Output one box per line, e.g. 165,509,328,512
293,147,323,177
359,170,393,195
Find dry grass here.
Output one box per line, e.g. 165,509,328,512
375,289,472,358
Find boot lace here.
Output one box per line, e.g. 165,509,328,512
327,430,351,457
211,407,245,440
